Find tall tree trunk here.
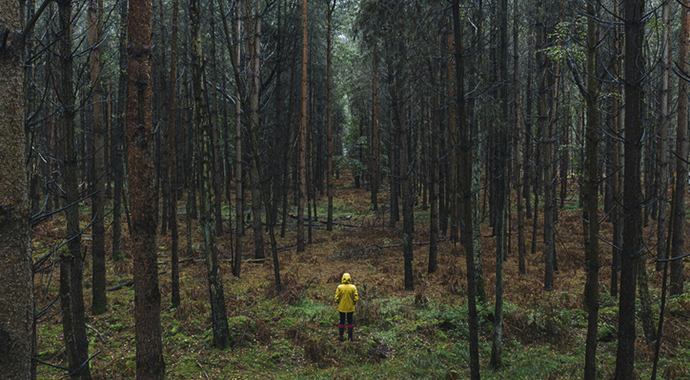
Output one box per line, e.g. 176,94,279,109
248,1,264,259
327,0,335,230
513,0,526,276
297,0,308,252
88,0,107,316
670,0,690,297
126,0,165,376
218,1,244,277
448,32,458,243
389,109,400,227
209,0,224,237
393,60,414,291
428,60,439,274
57,2,91,378
454,0,479,377
112,0,127,263
582,2,600,378
614,0,645,376
656,0,672,272
371,57,379,211
156,0,170,236
610,10,622,297
185,81,195,257
169,0,180,308
234,2,245,275
219,0,244,275
192,0,230,348
0,5,33,378
536,3,555,290
490,0,509,367
524,69,533,221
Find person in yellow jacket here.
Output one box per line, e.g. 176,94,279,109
334,272,359,341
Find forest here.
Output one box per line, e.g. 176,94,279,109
2,0,690,378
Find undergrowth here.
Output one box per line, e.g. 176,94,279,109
31,174,690,379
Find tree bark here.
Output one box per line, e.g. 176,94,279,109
428,51,440,275
371,57,379,212
297,0,308,252
208,0,224,237
670,0,689,297
610,10,622,297
0,5,33,377
327,0,335,230
394,64,414,292
247,0,264,259
57,2,91,377
126,0,165,376
448,32,458,243
614,0,645,376
454,0,479,377
169,0,180,308
490,0,509,367
112,0,127,263
582,2,600,378
88,0,107,316
655,0,672,272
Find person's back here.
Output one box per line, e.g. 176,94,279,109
334,273,358,341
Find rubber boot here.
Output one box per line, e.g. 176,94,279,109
347,325,354,341
339,324,345,342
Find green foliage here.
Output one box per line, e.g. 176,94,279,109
540,17,586,66
228,315,257,344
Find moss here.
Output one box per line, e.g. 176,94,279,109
229,315,256,344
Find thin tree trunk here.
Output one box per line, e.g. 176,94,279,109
297,0,308,252
490,0,509,366
88,0,107,316
218,0,243,275
428,77,439,274
371,58,379,211
112,0,127,263
656,0,672,272
192,0,230,348
448,32,458,243
169,0,180,308
157,0,170,236
57,2,91,377
454,0,479,376
209,0,224,237
327,0,335,230
582,2,600,378
670,0,689,297
514,0,526,275
393,61,414,291
614,0,645,376
247,0,264,259
610,15,622,297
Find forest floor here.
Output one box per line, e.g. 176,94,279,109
32,171,690,379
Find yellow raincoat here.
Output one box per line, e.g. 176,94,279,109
334,273,359,313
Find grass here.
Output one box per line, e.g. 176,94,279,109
31,172,690,379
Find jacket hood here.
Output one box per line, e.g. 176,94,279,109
341,273,351,284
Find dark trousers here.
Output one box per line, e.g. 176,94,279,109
338,312,354,340
339,312,353,328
